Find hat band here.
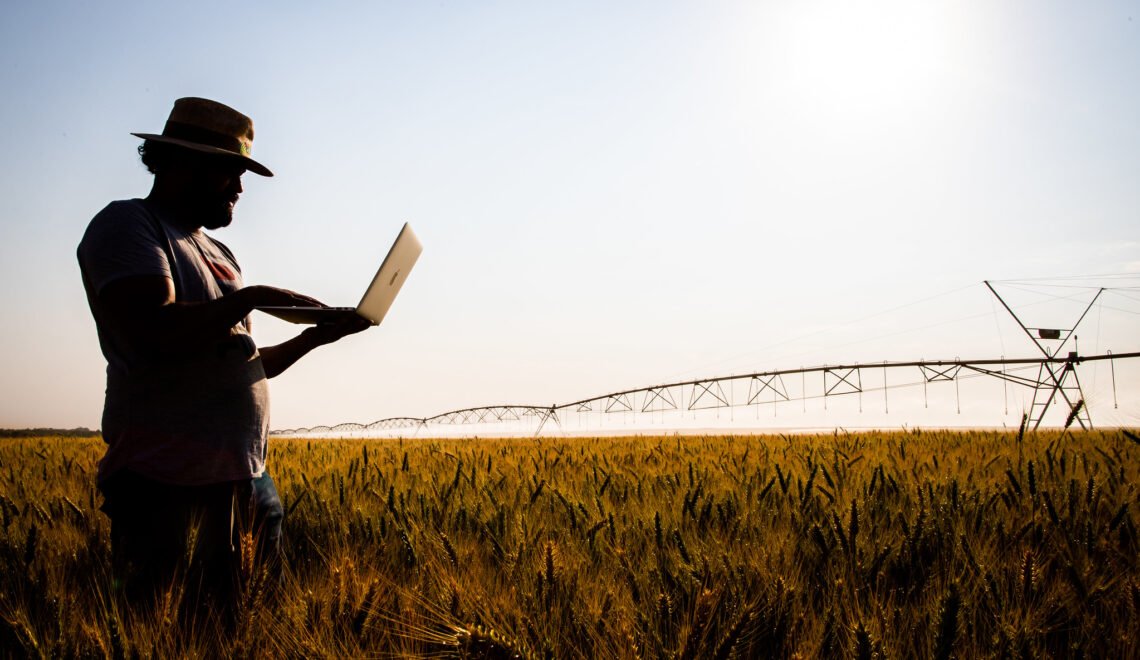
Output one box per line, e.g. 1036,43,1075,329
161,120,251,157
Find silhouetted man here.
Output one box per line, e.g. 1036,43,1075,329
77,97,368,613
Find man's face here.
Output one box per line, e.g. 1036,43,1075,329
185,157,246,230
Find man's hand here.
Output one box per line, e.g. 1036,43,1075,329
259,314,372,378
241,285,327,309
303,315,373,347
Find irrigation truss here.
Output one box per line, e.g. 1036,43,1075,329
272,280,1140,436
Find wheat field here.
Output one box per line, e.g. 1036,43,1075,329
1,429,1138,658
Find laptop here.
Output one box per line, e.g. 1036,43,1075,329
257,222,422,325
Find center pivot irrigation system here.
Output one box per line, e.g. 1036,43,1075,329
273,280,1139,436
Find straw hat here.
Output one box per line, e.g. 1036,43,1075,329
132,97,273,177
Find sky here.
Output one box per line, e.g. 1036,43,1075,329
1,0,1137,432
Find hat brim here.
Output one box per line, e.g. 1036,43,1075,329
131,133,274,177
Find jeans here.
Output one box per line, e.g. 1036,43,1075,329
99,470,284,614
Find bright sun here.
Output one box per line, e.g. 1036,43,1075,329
770,0,966,118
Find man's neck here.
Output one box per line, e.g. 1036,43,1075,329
145,182,202,233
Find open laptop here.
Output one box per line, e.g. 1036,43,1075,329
257,222,422,325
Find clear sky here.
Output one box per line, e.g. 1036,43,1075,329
1,0,1137,431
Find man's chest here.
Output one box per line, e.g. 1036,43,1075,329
169,234,243,301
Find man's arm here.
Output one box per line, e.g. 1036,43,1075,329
258,316,372,378
98,275,325,358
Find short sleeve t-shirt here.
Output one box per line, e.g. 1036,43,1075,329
78,199,269,486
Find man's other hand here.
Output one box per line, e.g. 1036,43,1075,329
243,285,326,309
303,315,373,346
260,313,371,378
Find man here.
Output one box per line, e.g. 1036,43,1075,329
77,97,368,609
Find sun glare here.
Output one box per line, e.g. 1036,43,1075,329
772,0,964,118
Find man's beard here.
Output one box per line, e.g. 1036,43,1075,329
198,198,235,230
202,212,233,230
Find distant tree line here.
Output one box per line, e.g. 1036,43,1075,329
0,428,101,438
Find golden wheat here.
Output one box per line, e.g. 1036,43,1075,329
0,430,1137,657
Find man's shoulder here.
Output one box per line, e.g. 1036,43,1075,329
90,199,149,224
78,199,169,271
78,198,173,288
81,199,155,242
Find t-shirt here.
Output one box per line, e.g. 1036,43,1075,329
77,199,269,486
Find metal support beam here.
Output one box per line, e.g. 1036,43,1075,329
689,380,731,410
985,282,1105,428
604,394,633,413
747,374,788,404
642,387,678,412
920,364,961,382
824,367,862,397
